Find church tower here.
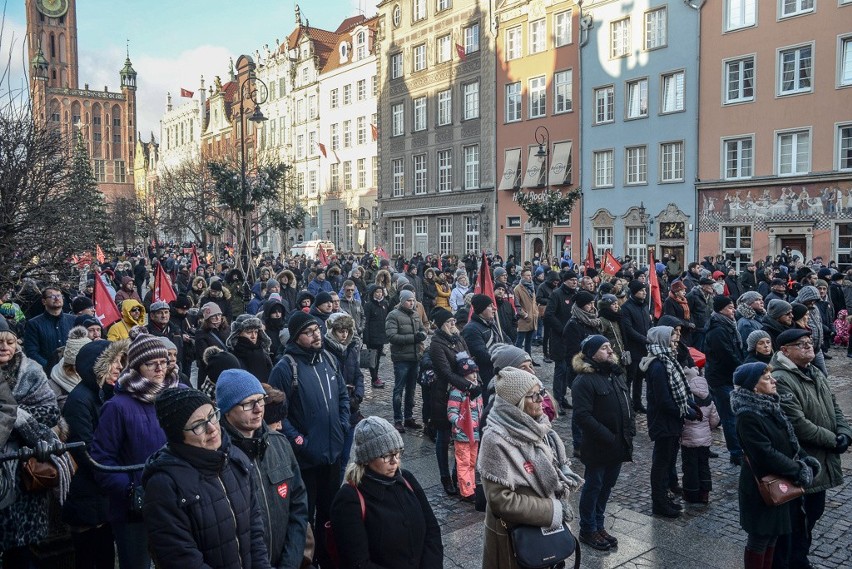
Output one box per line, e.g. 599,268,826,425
26,0,79,89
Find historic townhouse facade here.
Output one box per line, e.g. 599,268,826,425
158,83,205,173
376,0,497,257
494,0,582,263
579,0,700,266
696,0,852,269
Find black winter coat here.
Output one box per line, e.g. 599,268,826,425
704,315,744,389
761,317,792,351
686,288,711,331
644,359,684,440
194,327,229,384
571,354,635,466
142,439,272,569
428,331,472,428
494,298,517,342
562,316,601,386
544,284,576,361
230,337,273,383
330,469,443,569
620,296,652,358
460,315,501,384
363,296,389,349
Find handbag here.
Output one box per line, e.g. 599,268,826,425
21,458,59,492
502,520,581,569
745,456,804,506
359,347,378,369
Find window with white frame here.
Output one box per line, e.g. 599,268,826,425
414,218,428,251
438,89,452,126
627,227,647,266
331,123,340,150
296,134,305,158
343,120,352,147
330,89,339,108
839,125,852,171
661,71,685,113
465,216,479,254
660,141,685,181
309,206,318,227
726,0,756,30
356,32,367,60
722,225,753,271
593,150,614,187
554,10,572,47
595,86,614,124
308,131,317,155
393,220,405,255
295,172,304,197
391,53,403,79
330,163,340,192
332,210,340,246
595,227,613,256
778,45,812,94
626,78,648,119
413,96,427,131
115,160,126,183
610,18,630,58
343,85,352,105
839,36,852,86
296,99,305,122
777,130,810,175
344,209,353,250
724,137,754,179
464,145,480,189
413,0,426,21
438,217,452,255
644,7,667,50
464,23,480,53
506,82,522,122
506,26,522,60
357,117,366,145
343,161,352,190
463,82,479,120
437,0,450,11
554,70,573,113
780,0,814,18
438,149,452,192
357,158,366,188
413,154,427,194
372,75,378,97
392,103,404,136
625,146,647,184
308,95,317,118
837,223,852,271
725,56,755,103
414,44,426,72
309,170,318,194
372,156,378,187
392,159,405,196
529,19,546,54
357,79,366,101
437,35,452,63
529,76,546,118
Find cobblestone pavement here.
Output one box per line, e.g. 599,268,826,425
357,342,852,568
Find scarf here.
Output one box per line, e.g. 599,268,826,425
570,303,601,331
668,291,690,320
116,368,180,404
737,303,757,320
644,343,691,417
711,311,742,353
520,279,535,297
730,388,800,457
50,363,81,395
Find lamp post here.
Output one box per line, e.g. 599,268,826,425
534,125,553,260
354,208,371,253
236,58,268,281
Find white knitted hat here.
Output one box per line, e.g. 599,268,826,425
495,366,540,406
63,326,92,365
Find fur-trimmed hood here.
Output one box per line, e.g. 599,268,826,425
571,352,623,375
226,315,271,351
276,269,297,289
93,339,129,387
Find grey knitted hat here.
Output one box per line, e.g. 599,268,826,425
746,330,771,352
399,290,415,304
353,416,404,465
489,343,531,371
767,299,793,320
495,366,540,406
796,286,820,304
737,291,762,306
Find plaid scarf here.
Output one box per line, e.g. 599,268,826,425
645,343,691,417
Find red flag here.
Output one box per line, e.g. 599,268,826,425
96,244,105,264
93,271,121,329
317,142,327,158
473,252,495,305
370,123,378,142
584,239,596,271
437,257,442,271
648,250,662,320
180,88,194,98
190,244,200,274
458,398,476,443
375,246,389,261
317,244,329,267
602,251,622,276
456,43,467,61
154,263,177,303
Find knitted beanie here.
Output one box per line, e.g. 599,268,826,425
713,295,733,312
580,334,609,359
796,286,820,304
127,328,169,371
791,302,808,321
156,387,214,442
495,366,540,406
494,267,507,278
471,294,492,314
201,302,222,320
63,326,92,365
266,278,280,290
315,291,333,307
353,416,405,465
288,311,319,339
573,291,595,309
158,336,177,352
746,330,771,352
628,280,645,295
458,357,479,376
431,308,454,329
203,347,242,383
738,291,762,306
71,296,94,314
766,299,793,320
733,362,768,392
398,290,415,304
670,280,686,293
489,343,531,371
597,294,618,308
216,369,266,414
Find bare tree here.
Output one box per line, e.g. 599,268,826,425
156,156,226,250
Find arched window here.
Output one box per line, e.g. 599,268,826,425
71,101,81,127
49,33,55,58
60,69,67,88
59,33,66,63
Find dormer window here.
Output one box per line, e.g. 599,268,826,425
339,42,350,63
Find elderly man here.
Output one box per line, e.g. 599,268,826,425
771,328,852,568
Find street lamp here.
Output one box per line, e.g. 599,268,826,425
533,125,554,259
236,57,268,281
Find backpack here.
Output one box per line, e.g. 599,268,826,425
417,350,436,387
282,349,340,395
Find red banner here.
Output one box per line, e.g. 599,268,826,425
154,263,177,303
93,271,120,329
456,43,467,61
96,244,105,264
584,239,596,271
180,88,194,98
317,245,329,267
458,398,475,443
648,250,662,319
602,251,622,276
190,244,200,274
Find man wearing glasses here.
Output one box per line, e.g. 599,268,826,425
23,286,76,373
771,328,852,568
269,311,349,568
217,369,310,569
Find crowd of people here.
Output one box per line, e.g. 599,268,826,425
0,244,850,569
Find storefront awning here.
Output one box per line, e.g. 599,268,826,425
521,147,545,188
548,141,572,186
498,148,521,191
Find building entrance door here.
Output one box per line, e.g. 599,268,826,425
780,237,806,262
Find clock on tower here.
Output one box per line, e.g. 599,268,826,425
36,0,69,18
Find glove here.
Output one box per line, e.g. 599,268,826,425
834,434,850,454
801,455,821,480
559,465,585,491
414,331,427,342
560,497,574,524
688,401,704,422
467,384,483,399
683,407,699,422
795,460,814,488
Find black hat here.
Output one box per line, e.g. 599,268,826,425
172,295,192,309
71,296,94,314
314,291,333,306
573,290,595,308
288,311,320,339
155,388,214,443
560,269,578,282
791,303,808,321
628,280,645,295
713,295,733,312
0,316,12,336
580,335,608,359
771,278,787,287
210,280,223,291
776,328,811,347
699,277,716,286
203,347,242,383
431,308,454,329
471,294,492,314
831,273,845,282
74,314,101,330
733,362,769,392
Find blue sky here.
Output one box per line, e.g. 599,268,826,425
1,0,374,136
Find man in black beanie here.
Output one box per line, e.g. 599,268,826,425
461,294,506,390
620,280,652,412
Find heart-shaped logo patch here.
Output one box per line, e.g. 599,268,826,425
778,483,788,493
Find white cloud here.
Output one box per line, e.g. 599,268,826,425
0,16,31,100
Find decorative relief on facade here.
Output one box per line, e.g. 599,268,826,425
461,121,480,138
591,209,615,226
436,130,452,143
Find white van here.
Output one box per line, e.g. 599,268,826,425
290,240,336,260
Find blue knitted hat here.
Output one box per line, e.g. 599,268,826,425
216,369,266,414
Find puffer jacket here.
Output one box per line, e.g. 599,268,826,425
142,439,272,569
771,351,852,493
434,281,451,309
268,341,349,469
680,372,721,448
460,315,502,385
385,306,426,362
449,282,469,312
107,299,146,341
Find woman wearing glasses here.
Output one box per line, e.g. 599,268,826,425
143,387,273,569
91,329,181,569
331,416,443,569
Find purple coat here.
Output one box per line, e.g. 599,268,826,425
90,389,166,522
